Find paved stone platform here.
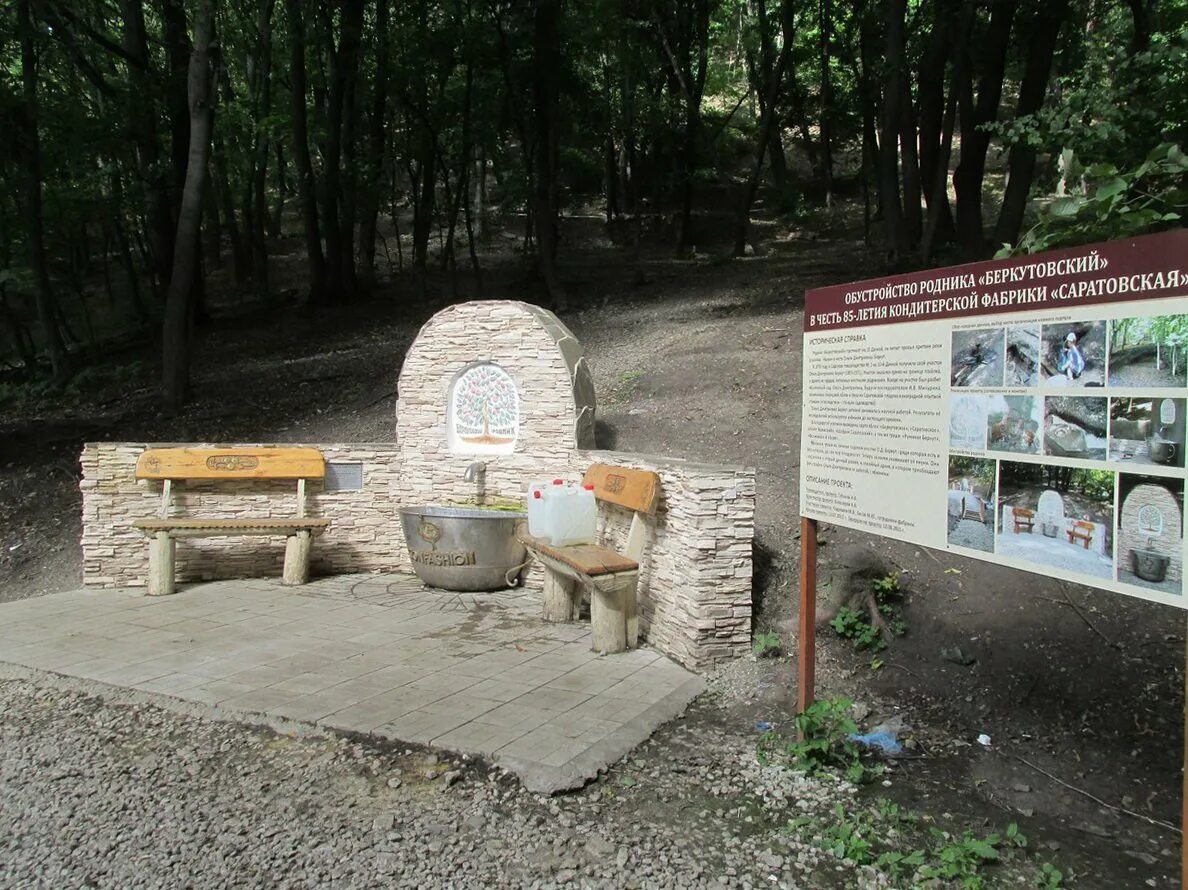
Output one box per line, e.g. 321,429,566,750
0,574,703,793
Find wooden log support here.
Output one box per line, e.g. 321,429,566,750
624,573,639,648
591,574,632,654
542,566,580,622
148,531,176,596
282,530,313,585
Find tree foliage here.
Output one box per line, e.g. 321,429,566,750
0,0,1184,403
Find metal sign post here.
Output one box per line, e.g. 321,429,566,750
797,517,818,714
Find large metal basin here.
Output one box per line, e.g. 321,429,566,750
399,505,528,591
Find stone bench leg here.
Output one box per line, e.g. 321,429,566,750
591,571,636,654
282,530,313,585
147,531,176,597
542,566,580,622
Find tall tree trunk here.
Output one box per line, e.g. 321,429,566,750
284,0,327,302
248,0,276,297
857,0,880,230
16,0,70,382
121,0,175,298
923,0,977,262
917,0,956,243
818,0,833,206
163,0,216,411
734,0,792,256
993,0,1069,248
323,0,365,300
879,0,908,260
358,0,391,291
899,76,922,247
1125,0,1153,53
533,0,566,308
953,0,1019,256
162,0,193,224
214,142,248,282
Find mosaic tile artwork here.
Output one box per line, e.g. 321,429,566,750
451,363,519,453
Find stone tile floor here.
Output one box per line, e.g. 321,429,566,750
0,574,703,793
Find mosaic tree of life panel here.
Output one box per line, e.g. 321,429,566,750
449,363,520,454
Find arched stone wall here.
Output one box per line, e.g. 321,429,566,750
397,301,595,458
1120,481,1183,582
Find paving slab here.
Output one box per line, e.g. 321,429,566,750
0,574,703,793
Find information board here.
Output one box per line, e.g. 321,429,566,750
800,229,1188,608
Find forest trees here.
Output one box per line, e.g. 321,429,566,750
0,0,1184,407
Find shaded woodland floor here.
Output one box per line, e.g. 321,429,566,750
1,207,1184,887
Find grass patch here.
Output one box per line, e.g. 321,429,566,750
789,800,1049,889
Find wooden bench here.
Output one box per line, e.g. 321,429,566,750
132,447,331,596
1067,520,1094,549
1012,507,1035,534
519,463,661,654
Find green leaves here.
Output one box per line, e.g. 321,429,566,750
1003,142,1188,256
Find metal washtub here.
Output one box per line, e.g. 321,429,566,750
399,505,529,591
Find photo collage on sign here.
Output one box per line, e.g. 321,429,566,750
946,314,1188,597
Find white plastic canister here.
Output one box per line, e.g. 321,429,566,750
548,483,597,546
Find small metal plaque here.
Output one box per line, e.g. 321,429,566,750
324,462,363,491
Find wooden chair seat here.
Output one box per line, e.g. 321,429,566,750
1067,520,1094,549
1013,507,1035,534
519,534,638,577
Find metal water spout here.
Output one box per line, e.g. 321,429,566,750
463,461,487,483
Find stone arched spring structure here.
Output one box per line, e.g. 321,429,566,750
79,300,755,669
397,301,595,460
1119,480,1183,584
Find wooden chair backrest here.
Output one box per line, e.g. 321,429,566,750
1015,508,1035,518
1071,520,1094,534
581,463,661,515
136,447,325,481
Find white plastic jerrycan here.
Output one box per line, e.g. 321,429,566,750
526,479,566,541
548,483,597,546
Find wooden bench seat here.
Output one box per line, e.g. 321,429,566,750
517,537,638,577
132,447,330,595
519,462,661,654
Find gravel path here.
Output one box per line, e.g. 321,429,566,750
948,519,994,553
0,667,862,890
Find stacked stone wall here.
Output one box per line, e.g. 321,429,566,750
78,301,755,670
1119,482,1183,581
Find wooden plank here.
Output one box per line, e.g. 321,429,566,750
133,518,330,531
521,534,638,577
135,447,325,480
581,463,661,515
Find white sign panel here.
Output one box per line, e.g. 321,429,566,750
800,230,1188,608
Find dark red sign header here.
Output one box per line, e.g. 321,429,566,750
804,229,1188,332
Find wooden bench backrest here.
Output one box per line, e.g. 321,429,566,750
1015,507,1035,518
1071,520,1094,534
136,447,325,481
582,463,661,515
